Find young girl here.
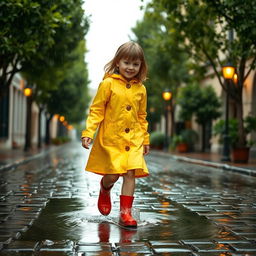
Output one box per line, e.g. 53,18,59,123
81,41,150,228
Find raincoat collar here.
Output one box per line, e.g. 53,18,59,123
103,73,141,85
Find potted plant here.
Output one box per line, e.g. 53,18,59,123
213,115,256,163
171,129,198,153
150,131,165,150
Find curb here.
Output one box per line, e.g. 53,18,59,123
150,150,256,177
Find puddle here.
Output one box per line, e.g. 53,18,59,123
20,198,222,243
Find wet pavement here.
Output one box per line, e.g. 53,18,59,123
0,142,256,255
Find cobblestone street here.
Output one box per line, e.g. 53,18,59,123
0,142,256,255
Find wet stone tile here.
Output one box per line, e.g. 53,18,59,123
116,242,152,253
229,241,256,252
0,251,38,256
150,241,192,254
38,252,75,256
190,242,230,253
0,223,29,233
76,242,112,253
39,240,74,252
51,192,72,198
3,240,39,251
15,206,42,213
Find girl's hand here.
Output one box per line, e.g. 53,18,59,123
143,145,150,155
81,137,92,149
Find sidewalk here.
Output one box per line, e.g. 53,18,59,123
149,150,256,177
0,145,58,172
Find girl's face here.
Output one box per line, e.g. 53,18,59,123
117,58,141,81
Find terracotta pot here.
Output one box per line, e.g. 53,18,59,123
231,147,250,163
177,143,189,153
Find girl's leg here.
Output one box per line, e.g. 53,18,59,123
98,174,119,216
119,170,137,227
121,170,135,196
102,174,119,189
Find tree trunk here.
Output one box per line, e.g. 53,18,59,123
170,102,175,137
235,98,246,147
201,124,206,152
37,107,43,148
24,96,33,151
45,114,53,145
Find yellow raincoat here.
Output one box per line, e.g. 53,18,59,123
81,73,150,178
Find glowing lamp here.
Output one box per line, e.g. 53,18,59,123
162,90,172,101
59,116,65,122
233,73,238,84
222,64,235,79
23,88,32,97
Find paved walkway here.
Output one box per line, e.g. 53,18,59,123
0,142,256,255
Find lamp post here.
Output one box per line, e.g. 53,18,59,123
23,86,33,151
221,63,235,161
162,89,172,151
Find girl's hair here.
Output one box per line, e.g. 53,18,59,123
104,41,148,82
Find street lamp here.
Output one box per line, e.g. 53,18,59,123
23,86,33,151
162,89,172,151
221,63,235,161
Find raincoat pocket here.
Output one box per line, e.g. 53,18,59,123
102,122,120,146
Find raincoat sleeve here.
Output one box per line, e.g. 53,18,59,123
81,80,111,139
138,86,150,145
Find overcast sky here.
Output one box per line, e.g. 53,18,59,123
83,0,147,89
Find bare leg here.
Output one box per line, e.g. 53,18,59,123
121,170,135,196
102,174,119,189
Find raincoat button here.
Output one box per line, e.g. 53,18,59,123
126,83,131,89
126,105,131,111
125,146,130,151
125,128,130,133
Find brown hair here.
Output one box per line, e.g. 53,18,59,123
104,41,148,82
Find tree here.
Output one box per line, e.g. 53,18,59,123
177,83,221,151
132,8,192,133
0,0,66,98
147,0,256,148
46,40,90,124
1,0,89,147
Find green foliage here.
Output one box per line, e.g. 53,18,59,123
177,83,221,124
170,129,199,150
143,0,256,147
51,136,71,145
213,116,256,147
132,7,192,128
0,0,90,114
45,40,90,124
150,131,165,148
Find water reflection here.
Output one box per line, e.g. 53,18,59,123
20,198,220,243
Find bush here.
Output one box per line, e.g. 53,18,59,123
170,129,199,151
51,136,71,145
150,131,165,149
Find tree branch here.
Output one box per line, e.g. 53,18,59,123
244,55,256,82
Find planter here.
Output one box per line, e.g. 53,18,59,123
231,147,250,163
177,143,189,153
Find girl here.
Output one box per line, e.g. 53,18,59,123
81,41,150,228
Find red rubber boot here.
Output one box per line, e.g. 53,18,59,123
119,195,137,228
98,178,113,216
